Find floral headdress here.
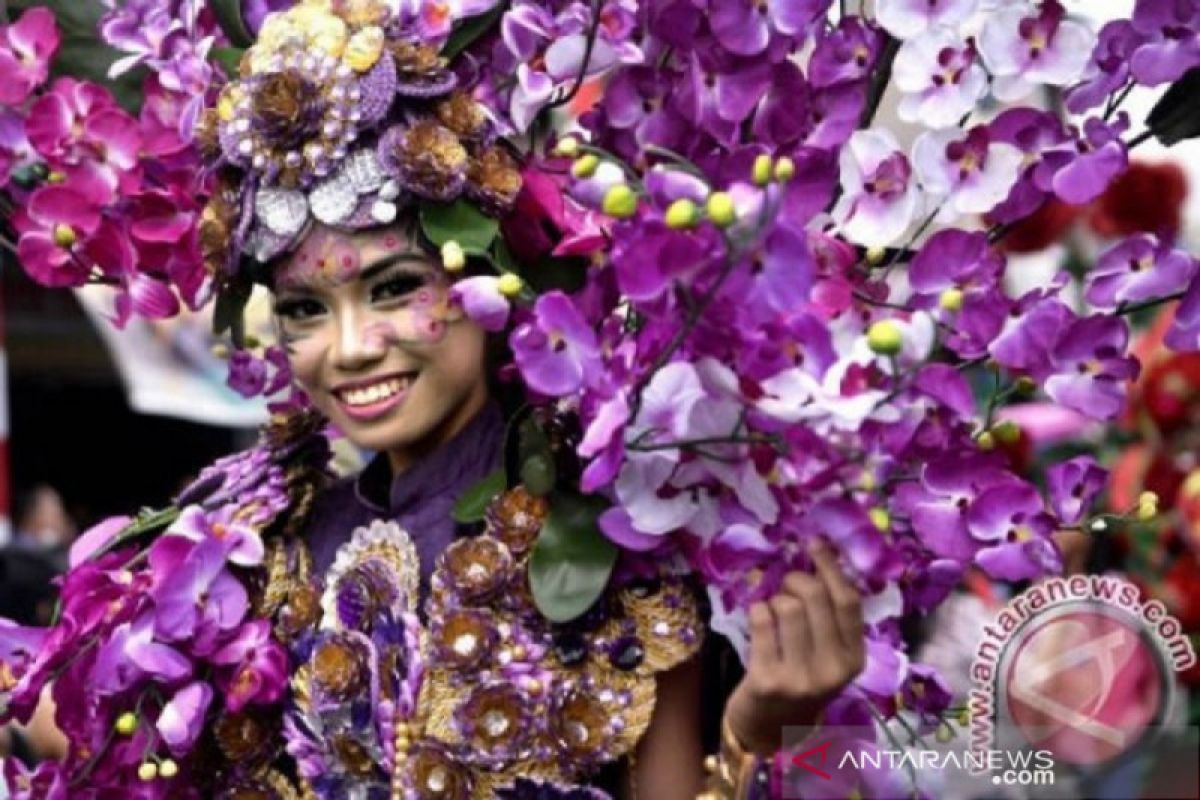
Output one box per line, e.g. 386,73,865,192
194,0,526,338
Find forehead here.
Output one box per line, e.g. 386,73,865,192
273,224,435,289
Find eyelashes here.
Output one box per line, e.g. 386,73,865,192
370,274,428,304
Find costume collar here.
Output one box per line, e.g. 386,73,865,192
353,400,505,516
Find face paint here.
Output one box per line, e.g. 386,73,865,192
276,228,363,289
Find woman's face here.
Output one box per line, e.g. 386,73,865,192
273,223,489,472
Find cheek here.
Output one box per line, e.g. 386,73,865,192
281,329,330,391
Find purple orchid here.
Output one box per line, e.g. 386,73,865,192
967,481,1062,581
211,620,288,712
1046,455,1108,525
1042,314,1140,420
893,30,988,128
832,128,922,246
1130,0,1200,85
511,291,602,396
876,0,978,40
1065,20,1145,113
166,505,265,567
809,17,884,88
913,126,1023,220
979,0,1094,101
0,7,60,106
156,681,213,756
1032,116,1130,206
908,229,1004,309
451,276,514,332
1086,234,1197,310
708,0,831,57
92,611,192,695
148,535,248,653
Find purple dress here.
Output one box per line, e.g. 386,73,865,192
302,400,505,596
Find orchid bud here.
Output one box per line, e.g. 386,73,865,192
957,707,971,727
664,198,699,229
211,343,230,359
976,431,996,451
46,170,66,185
869,507,890,532
441,240,466,273
571,153,600,178
159,759,179,779
1015,376,1037,395
1137,491,1159,520
938,288,964,312
114,712,138,736
936,722,956,744
865,246,886,265
497,273,523,298
866,320,903,355
705,192,737,227
773,156,795,182
602,185,639,218
554,136,580,157
138,762,159,782
992,420,1021,445
243,334,261,349
752,154,772,186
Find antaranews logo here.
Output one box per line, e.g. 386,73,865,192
969,574,1196,771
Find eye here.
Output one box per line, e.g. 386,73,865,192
274,297,326,321
371,275,427,303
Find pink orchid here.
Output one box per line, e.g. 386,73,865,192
25,77,142,192
13,166,113,287
0,7,60,105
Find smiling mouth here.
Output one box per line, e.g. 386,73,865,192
332,371,418,412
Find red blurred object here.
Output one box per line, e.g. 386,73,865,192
1086,161,1188,239
1000,198,1080,253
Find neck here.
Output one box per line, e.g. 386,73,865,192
385,382,490,476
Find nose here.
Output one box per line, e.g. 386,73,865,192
332,308,387,372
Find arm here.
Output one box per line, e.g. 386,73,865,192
625,656,706,800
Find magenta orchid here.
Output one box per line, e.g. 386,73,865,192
0,7,59,106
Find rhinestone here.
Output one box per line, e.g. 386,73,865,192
567,720,589,745
653,621,671,636
452,633,478,657
234,118,251,133
309,173,357,224
255,188,309,237
285,152,303,167
323,121,343,138
238,139,254,155
426,766,447,792
343,149,385,192
379,180,400,200
598,689,614,703
252,153,266,169
553,632,588,667
609,636,644,671
482,710,510,737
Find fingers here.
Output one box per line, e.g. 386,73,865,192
809,540,865,658
746,600,781,672
772,580,815,671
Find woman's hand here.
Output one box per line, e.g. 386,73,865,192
722,540,866,755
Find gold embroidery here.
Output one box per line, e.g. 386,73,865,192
286,489,704,798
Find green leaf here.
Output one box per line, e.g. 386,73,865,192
528,491,617,623
520,453,557,497
452,467,507,523
419,199,499,254
441,5,505,61
211,0,254,48
211,47,246,79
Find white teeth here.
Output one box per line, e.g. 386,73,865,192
338,376,413,407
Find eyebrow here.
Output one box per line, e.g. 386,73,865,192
276,251,432,294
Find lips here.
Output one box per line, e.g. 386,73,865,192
331,371,418,421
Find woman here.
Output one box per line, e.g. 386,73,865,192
1,1,866,796
266,219,867,797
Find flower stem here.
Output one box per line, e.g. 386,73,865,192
1126,129,1155,150
858,37,899,129
1116,291,1185,316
